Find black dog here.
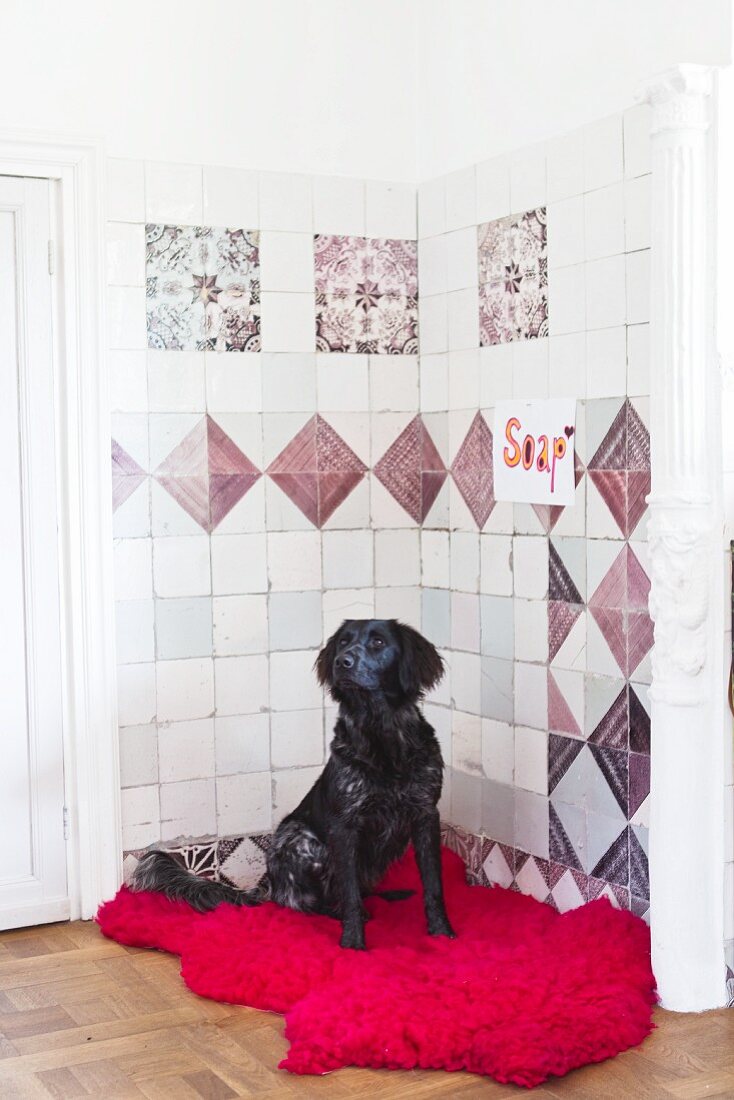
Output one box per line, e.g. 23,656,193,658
133,619,455,950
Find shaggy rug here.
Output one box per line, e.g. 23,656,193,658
97,847,656,1089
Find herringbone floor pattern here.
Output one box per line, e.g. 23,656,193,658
0,921,732,1098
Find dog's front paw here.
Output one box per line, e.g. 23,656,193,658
428,917,457,939
340,925,366,950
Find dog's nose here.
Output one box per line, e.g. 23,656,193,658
335,650,355,670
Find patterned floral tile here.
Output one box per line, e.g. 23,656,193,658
112,440,146,512
314,235,418,355
154,414,261,532
478,208,548,345
374,414,447,523
450,412,496,528
267,414,368,527
218,834,272,889
146,225,260,352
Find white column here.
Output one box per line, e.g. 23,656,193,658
640,65,727,1010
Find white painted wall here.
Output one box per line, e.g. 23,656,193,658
0,0,418,181
416,0,732,179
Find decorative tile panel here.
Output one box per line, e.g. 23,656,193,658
478,208,548,345
587,399,650,537
146,225,260,352
588,545,654,677
374,414,447,522
314,235,418,354
450,412,496,528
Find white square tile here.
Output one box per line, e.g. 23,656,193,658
322,588,375,638
260,232,315,293
482,718,514,784
514,726,548,794
217,772,271,835
480,534,513,596
259,172,312,232
370,356,418,412
476,156,511,223
626,249,650,325
585,255,626,330
548,264,585,336
451,592,480,652
317,353,369,411
445,227,478,292
122,784,159,828
107,158,144,223
365,180,416,239
450,530,480,592
268,530,321,590
322,529,373,588
584,183,625,260
313,176,365,236
374,585,421,628
204,354,261,413
270,650,322,711
153,536,211,597
452,710,482,773
260,292,315,353
512,536,549,598
512,338,549,399
107,286,146,350
213,594,268,656
583,115,623,192
451,650,481,715
513,599,548,663
114,538,152,600
160,778,216,837
261,353,316,412
586,326,627,398
624,175,651,252
273,767,323,824
271,709,324,768
418,176,446,238
627,323,650,397
375,528,420,587
418,234,447,298
148,351,206,412
445,166,476,230
145,161,203,224
510,145,546,211
117,662,156,727
420,352,450,412
546,129,584,203
269,590,322,651
157,658,214,722
419,294,448,355
155,597,212,660
624,104,651,179
514,661,548,729
107,223,145,286
215,654,269,716
448,349,479,410
109,350,148,413
203,165,258,227
421,529,450,588
549,333,586,398
211,532,268,595
158,718,215,783
479,343,513,404
447,287,479,350
215,713,270,775
115,599,154,664
547,196,584,269
119,724,158,789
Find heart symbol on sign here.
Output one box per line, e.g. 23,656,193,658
564,426,574,439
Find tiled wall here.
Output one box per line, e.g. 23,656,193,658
417,106,653,920
110,109,654,920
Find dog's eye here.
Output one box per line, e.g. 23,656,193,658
339,638,349,647
371,637,384,648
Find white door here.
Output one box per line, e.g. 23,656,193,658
0,175,69,929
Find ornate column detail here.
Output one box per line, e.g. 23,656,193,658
638,65,726,1011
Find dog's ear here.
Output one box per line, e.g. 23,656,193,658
315,624,343,692
397,622,444,698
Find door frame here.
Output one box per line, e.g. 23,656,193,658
0,130,121,920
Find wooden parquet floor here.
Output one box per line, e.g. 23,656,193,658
0,921,732,1099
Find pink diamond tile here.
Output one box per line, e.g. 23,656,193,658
111,440,146,511
154,415,260,532
450,412,496,528
588,545,653,677
374,415,447,523
547,670,581,736
588,400,650,536
267,414,367,527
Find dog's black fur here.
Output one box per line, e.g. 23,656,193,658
132,619,455,950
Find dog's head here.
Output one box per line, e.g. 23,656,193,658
316,619,444,704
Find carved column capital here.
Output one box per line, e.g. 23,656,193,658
637,64,713,133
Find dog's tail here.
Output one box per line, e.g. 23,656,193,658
131,850,267,912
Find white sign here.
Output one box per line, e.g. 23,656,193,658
493,399,577,506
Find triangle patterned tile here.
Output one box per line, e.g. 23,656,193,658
589,744,629,816
111,439,146,512
629,686,651,753
589,822,629,886
629,752,651,819
588,401,628,471
626,400,651,471
548,733,585,795
549,803,583,872
629,826,649,899
549,542,584,604
548,601,582,662
547,670,581,735
268,414,366,527
588,687,628,749
374,414,448,524
450,412,495,528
